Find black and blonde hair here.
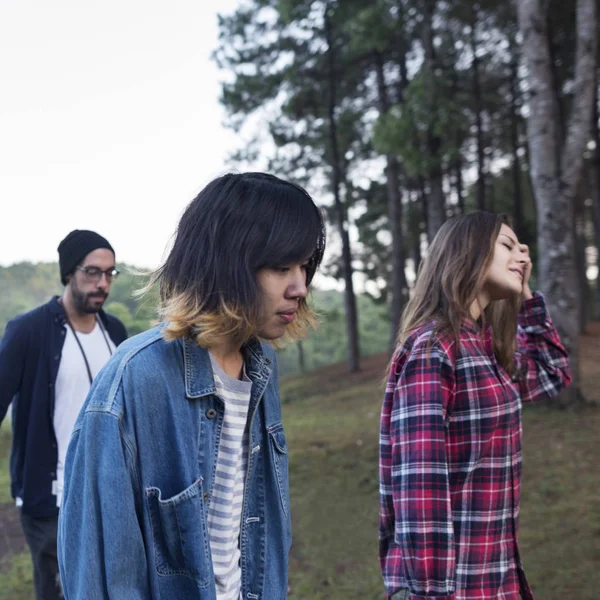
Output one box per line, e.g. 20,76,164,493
145,172,326,348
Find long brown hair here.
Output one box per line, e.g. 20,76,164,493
398,211,521,374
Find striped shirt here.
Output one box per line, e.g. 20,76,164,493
208,355,253,600
379,293,571,600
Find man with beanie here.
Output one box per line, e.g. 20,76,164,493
0,230,127,600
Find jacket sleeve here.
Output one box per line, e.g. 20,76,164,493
58,398,150,599
116,318,128,344
513,293,572,402
379,340,456,600
0,318,28,424
105,314,128,346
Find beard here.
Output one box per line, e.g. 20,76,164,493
71,284,108,314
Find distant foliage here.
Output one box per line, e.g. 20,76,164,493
0,263,62,335
0,263,391,376
0,263,157,337
277,289,391,376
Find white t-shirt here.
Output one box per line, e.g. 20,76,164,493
52,321,115,506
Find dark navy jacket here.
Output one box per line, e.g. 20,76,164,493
0,296,127,517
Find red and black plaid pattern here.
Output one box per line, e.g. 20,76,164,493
379,294,571,600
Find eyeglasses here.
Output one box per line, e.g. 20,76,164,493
76,266,120,283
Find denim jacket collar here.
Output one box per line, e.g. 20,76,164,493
181,336,273,399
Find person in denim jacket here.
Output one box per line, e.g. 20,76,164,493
57,172,326,600
379,212,571,600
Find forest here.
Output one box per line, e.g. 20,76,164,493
211,0,599,406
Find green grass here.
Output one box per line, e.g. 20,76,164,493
282,354,600,600
1,352,599,599
0,422,33,600
284,372,383,599
0,551,33,600
0,421,12,504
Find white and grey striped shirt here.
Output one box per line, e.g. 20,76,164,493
207,354,253,600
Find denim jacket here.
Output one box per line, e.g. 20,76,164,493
57,326,292,600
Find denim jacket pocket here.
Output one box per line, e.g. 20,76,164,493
268,423,290,517
145,478,211,587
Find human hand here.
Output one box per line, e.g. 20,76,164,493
520,243,533,300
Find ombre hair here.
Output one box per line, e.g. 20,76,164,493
143,172,326,348
398,211,521,374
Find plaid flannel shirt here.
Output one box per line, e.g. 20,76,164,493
379,293,571,600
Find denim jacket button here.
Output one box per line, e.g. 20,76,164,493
203,492,210,501
206,408,217,419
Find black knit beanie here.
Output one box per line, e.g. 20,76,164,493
57,230,115,285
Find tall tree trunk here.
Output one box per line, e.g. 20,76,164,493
374,51,408,349
324,5,360,373
419,175,430,244
546,15,567,149
486,149,495,213
449,41,465,216
509,35,524,233
573,188,589,333
297,341,306,373
471,8,486,211
395,3,409,103
454,149,465,215
422,0,445,241
518,0,597,406
523,138,537,218
591,75,600,319
413,189,423,277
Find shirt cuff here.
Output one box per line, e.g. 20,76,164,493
518,291,547,328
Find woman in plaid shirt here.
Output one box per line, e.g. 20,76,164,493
379,212,571,600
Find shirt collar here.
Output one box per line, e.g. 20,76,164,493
181,335,272,399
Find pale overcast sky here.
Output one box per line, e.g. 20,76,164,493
0,0,244,268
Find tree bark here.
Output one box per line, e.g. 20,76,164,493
509,34,524,233
591,75,600,319
455,149,465,216
419,175,430,244
395,2,409,103
422,0,445,241
297,341,306,373
324,5,360,373
374,51,408,350
573,188,589,333
413,190,423,277
471,8,486,211
546,14,567,151
518,0,597,406
486,150,496,213
449,40,465,216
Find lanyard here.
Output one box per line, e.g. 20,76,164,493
64,315,113,385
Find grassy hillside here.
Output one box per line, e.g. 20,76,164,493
1,327,599,599
282,343,600,599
